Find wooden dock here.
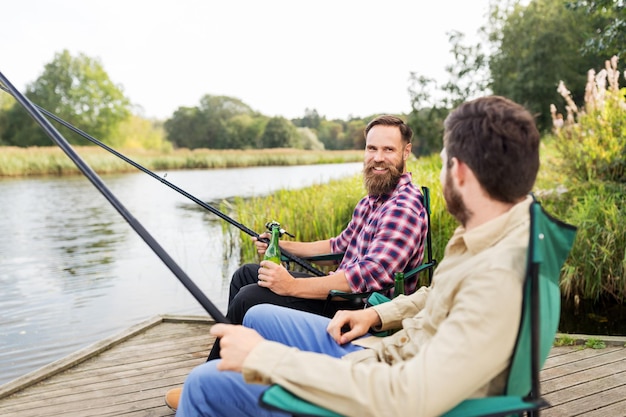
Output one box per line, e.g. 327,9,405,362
0,315,624,416
0,315,215,417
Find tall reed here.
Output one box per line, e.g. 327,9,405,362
227,155,459,270
227,143,626,303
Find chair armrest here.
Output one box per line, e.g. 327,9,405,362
260,385,342,417
328,285,393,301
441,396,548,417
305,252,344,263
404,260,437,280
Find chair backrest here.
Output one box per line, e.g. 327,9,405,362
505,199,577,397
402,186,437,287
420,186,436,283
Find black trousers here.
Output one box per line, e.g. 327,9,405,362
207,263,363,360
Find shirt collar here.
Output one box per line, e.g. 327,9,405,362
449,195,533,255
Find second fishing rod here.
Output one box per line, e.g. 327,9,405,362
0,84,325,277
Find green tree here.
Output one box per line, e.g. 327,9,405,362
292,108,322,129
345,119,367,150
164,95,255,149
295,127,325,150
224,113,267,149
317,120,345,150
1,50,131,147
0,91,14,145
406,30,488,157
164,106,208,149
441,31,489,108
567,0,625,60
488,0,606,131
115,115,171,151
259,116,296,148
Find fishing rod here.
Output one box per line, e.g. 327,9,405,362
0,72,229,324
0,84,325,277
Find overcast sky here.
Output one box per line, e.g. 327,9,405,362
2,0,494,121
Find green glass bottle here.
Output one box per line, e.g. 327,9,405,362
263,223,282,265
393,271,405,298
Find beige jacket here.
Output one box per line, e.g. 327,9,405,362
243,197,532,417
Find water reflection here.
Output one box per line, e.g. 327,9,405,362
0,163,362,386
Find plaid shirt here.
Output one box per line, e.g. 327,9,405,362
330,172,427,296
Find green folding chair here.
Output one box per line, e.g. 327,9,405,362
260,197,577,417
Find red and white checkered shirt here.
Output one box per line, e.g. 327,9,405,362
330,172,428,296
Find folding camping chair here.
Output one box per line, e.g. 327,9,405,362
260,197,577,417
305,186,436,314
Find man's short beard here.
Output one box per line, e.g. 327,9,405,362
444,168,471,226
363,160,404,196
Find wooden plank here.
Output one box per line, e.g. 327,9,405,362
542,350,626,393
0,316,163,399
579,399,626,417
0,315,213,417
542,384,626,416
1,315,625,416
541,343,626,417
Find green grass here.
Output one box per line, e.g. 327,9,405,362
584,338,607,349
226,141,626,304
227,154,458,271
554,334,576,347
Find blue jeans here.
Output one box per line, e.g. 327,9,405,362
176,304,365,417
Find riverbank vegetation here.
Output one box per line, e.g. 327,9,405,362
229,144,625,305
0,147,363,177
228,58,626,305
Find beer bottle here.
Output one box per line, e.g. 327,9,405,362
393,271,405,298
263,223,282,265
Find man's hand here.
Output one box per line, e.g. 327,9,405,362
252,233,270,257
327,308,382,345
257,261,296,295
211,324,265,372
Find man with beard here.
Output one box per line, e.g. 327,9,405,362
174,96,543,417
164,115,428,411
207,115,427,357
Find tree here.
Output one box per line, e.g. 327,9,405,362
406,29,490,157
317,120,345,150
488,0,607,131
164,95,256,149
259,116,296,148
224,113,267,149
0,91,14,145
295,127,325,150
114,115,171,151
292,108,322,129
1,50,131,147
441,31,490,108
567,0,626,60
345,119,367,150
164,106,208,149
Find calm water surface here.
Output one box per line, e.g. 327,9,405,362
0,163,362,386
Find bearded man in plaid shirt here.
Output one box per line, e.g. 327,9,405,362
165,114,428,410
207,114,427,358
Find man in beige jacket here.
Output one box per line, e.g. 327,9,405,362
175,95,541,417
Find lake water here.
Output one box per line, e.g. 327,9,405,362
0,162,362,386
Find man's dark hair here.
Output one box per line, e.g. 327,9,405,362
365,115,413,144
443,96,540,203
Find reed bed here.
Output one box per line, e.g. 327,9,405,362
227,147,626,303
228,155,458,271
0,147,364,177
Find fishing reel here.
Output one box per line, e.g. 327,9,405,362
265,220,295,238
